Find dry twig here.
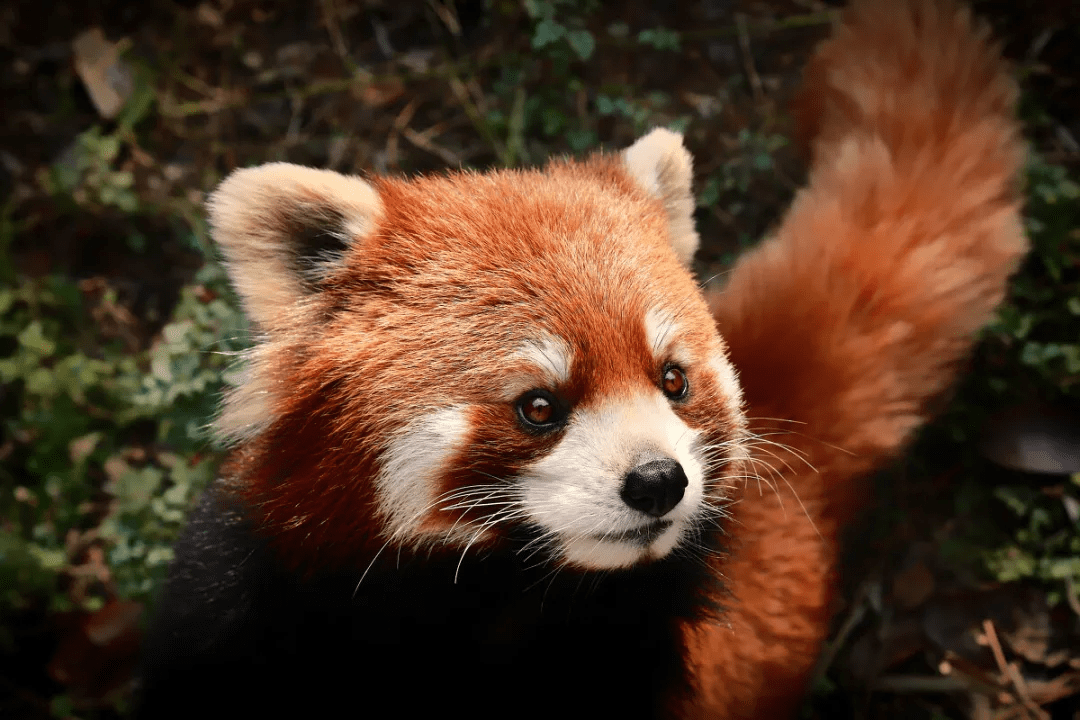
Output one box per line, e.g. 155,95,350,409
982,619,1048,720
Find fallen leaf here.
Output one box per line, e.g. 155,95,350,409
72,28,133,120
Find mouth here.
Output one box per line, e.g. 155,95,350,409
596,520,673,546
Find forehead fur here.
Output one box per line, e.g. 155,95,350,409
365,155,675,283
310,155,716,401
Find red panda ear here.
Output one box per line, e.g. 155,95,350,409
622,128,700,267
207,163,381,330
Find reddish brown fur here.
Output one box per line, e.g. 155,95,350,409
683,0,1026,715
203,0,1026,713
223,155,740,571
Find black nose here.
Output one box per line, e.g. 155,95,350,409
620,459,688,518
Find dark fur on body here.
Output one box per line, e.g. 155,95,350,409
138,483,725,718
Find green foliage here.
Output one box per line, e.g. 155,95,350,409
990,154,1080,391
481,0,604,164
699,129,788,206
114,61,158,135
40,127,140,214
523,0,598,60
483,1,689,164
104,264,247,598
936,153,1080,598
983,477,1080,604
0,254,246,613
0,56,240,614
637,27,681,52
37,59,156,221
698,127,790,253
596,91,689,136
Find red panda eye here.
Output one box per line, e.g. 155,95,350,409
516,390,563,430
662,366,689,400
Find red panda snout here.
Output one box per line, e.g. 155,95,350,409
620,458,689,518
518,389,716,569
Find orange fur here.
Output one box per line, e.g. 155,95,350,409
212,154,741,571
159,0,1028,716
685,0,1026,715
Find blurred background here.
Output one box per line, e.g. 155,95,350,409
1,0,1078,717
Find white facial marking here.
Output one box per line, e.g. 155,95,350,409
644,305,678,357
519,391,705,569
501,332,573,400
645,305,696,373
519,332,573,383
376,407,469,544
708,352,744,421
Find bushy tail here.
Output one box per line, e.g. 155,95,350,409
716,0,1026,494
686,1,1028,716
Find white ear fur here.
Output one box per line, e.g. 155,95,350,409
622,128,700,266
207,163,382,330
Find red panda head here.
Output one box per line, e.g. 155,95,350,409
208,129,748,574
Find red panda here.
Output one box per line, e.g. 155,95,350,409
137,0,1027,717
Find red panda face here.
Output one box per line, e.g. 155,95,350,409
208,129,748,573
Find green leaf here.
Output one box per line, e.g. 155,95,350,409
1045,557,1080,579
667,117,691,134
532,18,566,49
18,320,56,356
1063,345,1080,374
28,545,67,572
97,134,121,163
113,466,165,512
994,486,1035,516
541,106,565,136
145,546,174,566
565,29,595,60
637,27,681,52
564,128,597,153
522,0,548,20
0,288,14,316
697,177,721,208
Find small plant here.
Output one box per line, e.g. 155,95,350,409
0,248,246,613
41,127,140,213
596,91,690,137
911,151,1080,603
481,0,604,162
984,479,1080,606
523,0,598,61
482,1,692,162
636,27,681,52
972,153,1080,603
37,58,155,217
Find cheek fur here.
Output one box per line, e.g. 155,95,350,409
417,404,562,542
375,407,471,544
